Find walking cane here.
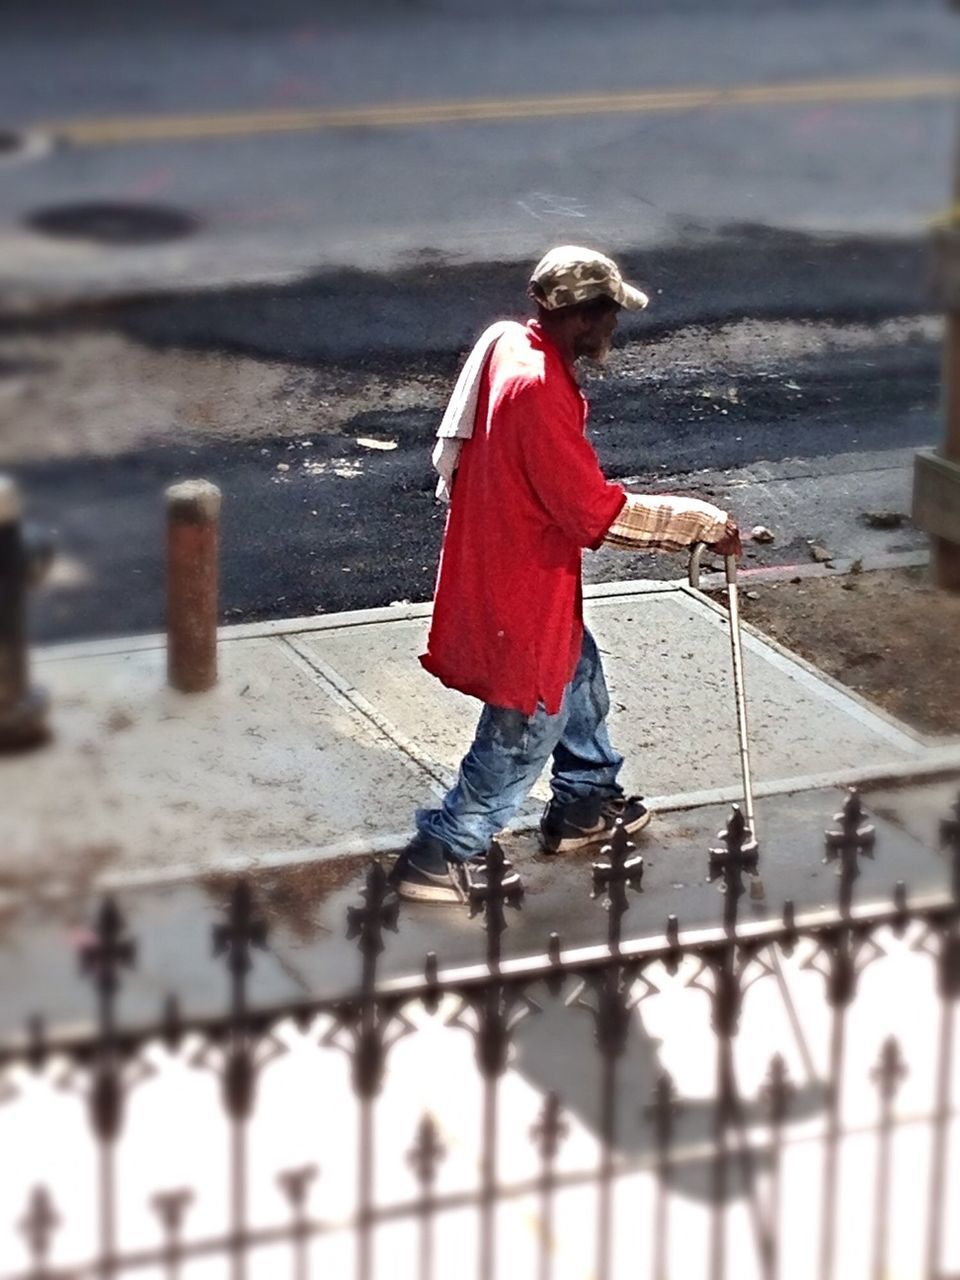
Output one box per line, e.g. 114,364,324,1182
688,545,762,893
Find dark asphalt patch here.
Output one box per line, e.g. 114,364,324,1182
2,225,932,362
12,334,938,645
15,435,447,643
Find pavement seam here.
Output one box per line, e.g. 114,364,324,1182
279,634,455,796
678,583,929,753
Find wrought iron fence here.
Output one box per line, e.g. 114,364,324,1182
2,789,959,1280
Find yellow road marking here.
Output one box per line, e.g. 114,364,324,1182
40,74,960,147
929,200,960,229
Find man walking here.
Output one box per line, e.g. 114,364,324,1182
392,245,740,905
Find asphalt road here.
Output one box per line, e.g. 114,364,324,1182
0,0,954,640
0,0,956,300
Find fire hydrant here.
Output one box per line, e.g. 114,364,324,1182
0,475,52,750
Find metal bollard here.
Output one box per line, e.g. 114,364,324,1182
165,480,221,693
0,474,50,750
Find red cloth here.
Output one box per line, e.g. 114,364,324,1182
420,321,626,714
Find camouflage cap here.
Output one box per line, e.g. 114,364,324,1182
529,245,649,312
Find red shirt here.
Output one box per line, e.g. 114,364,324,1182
420,321,626,714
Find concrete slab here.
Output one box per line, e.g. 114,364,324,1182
0,636,434,887
592,590,922,791
4,580,941,903
299,587,922,810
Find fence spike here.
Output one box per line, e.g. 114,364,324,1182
423,951,440,1014
467,840,523,970
152,1188,193,1238
546,932,565,997
892,882,909,936
824,787,876,913
531,1091,568,1162
872,1036,908,1100
162,995,182,1052
781,899,797,953
213,880,268,978
408,1116,446,1189
646,1069,680,1146
708,803,759,929
941,792,960,903
277,1165,318,1216
26,1014,46,1072
592,820,643,950
761,1053,794,1125
79,897,136,1000
19,1186,60,1266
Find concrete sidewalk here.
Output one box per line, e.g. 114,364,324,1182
5,576,956,899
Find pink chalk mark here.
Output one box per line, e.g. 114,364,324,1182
127,168,174,199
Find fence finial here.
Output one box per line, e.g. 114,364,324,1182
467,840,523,970
80,898,136,1005
592,819,643,951
709,803,759,930
346,861,400,967
408,1116,446,1190
214,881,268,981
19,1186,60,1269
531,1091,568,1162
941,792,960,902
825,787,876,913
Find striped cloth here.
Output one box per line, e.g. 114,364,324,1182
604,493,728,551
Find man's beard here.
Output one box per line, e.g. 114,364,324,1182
582,339,612,365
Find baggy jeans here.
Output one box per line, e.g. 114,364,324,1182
415,629,624,861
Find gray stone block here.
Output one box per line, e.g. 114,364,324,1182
933,226,960,310
913,447,960,543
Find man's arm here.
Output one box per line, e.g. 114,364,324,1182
604,493,739,554
514,382,627,549
513,380,740,555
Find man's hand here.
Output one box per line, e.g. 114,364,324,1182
710,519,742,559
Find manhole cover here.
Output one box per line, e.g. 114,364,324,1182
24,202,199,246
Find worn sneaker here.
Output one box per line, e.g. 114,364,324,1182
540,793,651,854
391,836,524,905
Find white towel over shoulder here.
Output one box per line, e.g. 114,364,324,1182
431,320,522,502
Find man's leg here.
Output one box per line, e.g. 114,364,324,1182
416,702,564,859
542,629,649,853
549,629,623,806
394,702,565,903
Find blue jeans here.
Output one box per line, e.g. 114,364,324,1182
416,629,624,860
